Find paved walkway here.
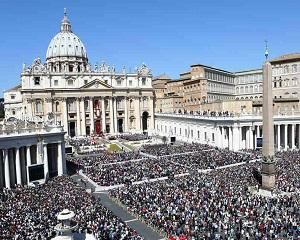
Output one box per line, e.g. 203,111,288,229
71,174,164,240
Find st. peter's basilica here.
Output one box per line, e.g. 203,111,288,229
4,10,154,137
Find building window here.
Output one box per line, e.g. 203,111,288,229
10,95,15,100
117,80,122,86
54,80,58,86
129,80,132,86
35,99,43,113
34,77,40,85
84,80,88,85
212,133,215,142
142,77,146,86
12,110,16,115
68,80,74,86
198,130,200,139
204,132,207,140
55,102,60,112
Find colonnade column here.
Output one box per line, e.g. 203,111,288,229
0,150,3,188
76,98,81,136
284,124,288,150
4,149,10,189
26,146,31,184
15,148,21,185
109,97,114,133
101,98,106,133
57,142,63,176
228,127,233,150
298,124,300,149
249,127,254,149
124,97,128,132
232,126,240,151
291,124,295,149
277,125,281,151
80,98,86,136
217,126,222,148
43,144,49,179
89,97,95,134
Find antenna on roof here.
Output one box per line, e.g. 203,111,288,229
265,40,269,60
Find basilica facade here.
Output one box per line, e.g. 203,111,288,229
4,11,154,137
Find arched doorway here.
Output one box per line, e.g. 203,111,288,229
142,111,149,131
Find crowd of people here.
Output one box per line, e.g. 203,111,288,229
67,151,143,166
119,133,151,141
110,163,300,239
162,149,253,169
141,143,213,156
0,176,143,239
274,151,300,192
85,158,188,186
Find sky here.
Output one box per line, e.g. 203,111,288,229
0,0,300,95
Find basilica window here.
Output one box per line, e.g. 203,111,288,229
55,102,60,112
129,80,132,86
34,77,40,85
117,80,122,86
67,100,76,112
292,64,297,73
67,79,74,86
54,80,58,86
10,95,15,100
35,99,43,114
129,99,133,109
141,77,146,86
84,80,88,85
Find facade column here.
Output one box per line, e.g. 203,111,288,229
26,99,33,116
57,142,63,176
148,96,154,132
45,98,53,115
124,97,128,132
15,148,21,185
76,98,81,136
43,144,49,179
89,97,95,134
277,124,281,151
80,98,86,136
135,97,141,131
101,98,106,133
61,98,68,134
114,97,118,133
26,146,31,184
284,124,288,150
109,97,114,133
4,149,10,189
291,124,295,149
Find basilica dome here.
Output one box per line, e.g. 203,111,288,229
46,10,88,61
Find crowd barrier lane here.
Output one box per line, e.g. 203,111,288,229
109,196,166,238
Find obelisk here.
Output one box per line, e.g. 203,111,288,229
261,43,276,190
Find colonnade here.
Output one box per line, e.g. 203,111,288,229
218,123,300,151
0,142,64,189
